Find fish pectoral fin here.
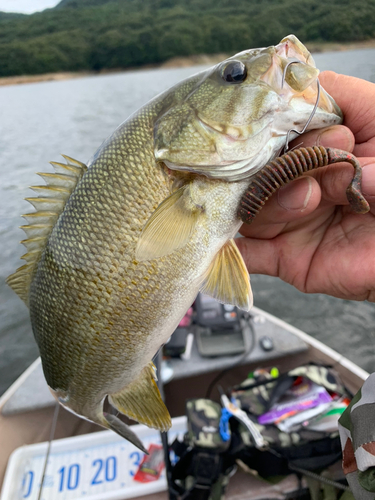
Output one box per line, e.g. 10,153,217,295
135,185,201,261
103,413,148,454
199,238,253,311
108,361,172,432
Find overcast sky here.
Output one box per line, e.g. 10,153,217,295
0,0,60,13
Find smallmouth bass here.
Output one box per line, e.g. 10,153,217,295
7,35,342,451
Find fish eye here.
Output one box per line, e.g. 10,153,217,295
222,61,247,83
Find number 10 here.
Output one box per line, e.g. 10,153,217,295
58,464,80,492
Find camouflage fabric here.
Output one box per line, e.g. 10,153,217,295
186,399,231,452
176,399,234,499
232,381,276,416
238,418,333,449
338,373,375,500
288,365,345,394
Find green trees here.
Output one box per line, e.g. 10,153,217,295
0,0,374,76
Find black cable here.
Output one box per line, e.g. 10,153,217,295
154,350,180,500
205,315,256,399
37,402,60,500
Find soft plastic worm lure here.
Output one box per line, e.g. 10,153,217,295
238,146,370,224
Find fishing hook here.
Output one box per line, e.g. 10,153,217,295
281,60,321,153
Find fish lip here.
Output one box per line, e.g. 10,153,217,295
197,114,238,143
287,84,343,130
196,108,275,143
163,158,253,181
162,135,283,182
322,90,343,122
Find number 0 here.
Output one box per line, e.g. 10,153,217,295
105,456,117,482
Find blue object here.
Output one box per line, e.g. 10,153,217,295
219,408,232,442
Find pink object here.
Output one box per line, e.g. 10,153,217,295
178,307,193,327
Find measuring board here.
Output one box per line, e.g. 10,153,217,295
1,416,186,500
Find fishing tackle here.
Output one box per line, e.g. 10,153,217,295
239,59,369,224
238,146,370,224
281,59,321,153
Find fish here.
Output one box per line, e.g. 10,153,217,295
7,35,342,452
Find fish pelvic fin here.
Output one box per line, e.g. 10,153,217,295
135,184,202,261
108,362,172,432
6,155,87,305
200,238,253,311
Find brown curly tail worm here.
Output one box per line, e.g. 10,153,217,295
238,146,370,224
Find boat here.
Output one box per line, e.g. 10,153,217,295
0,305,368,500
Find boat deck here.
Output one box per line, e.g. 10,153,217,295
0,307,368,499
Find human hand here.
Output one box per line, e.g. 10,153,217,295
237,71,375,301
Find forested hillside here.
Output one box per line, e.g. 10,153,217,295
0,0,374,76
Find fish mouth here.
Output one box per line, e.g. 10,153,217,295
159,108,280,181
163,137,284,181
316,87,343,121
288,82,343,131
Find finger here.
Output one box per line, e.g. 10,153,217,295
310,158,375,206
353,139,375,158
240,176,321,239
319,71,375,145
235,234,279,277
361,161,375,203
289,125,355,152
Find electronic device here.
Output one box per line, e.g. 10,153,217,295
163,328,189,357
194,294,248,357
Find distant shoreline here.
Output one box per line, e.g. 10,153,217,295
1,39,375,87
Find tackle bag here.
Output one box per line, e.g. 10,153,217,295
232,364,350,477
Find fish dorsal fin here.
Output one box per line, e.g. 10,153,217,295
136,184,202,261
200,238,253,311
6,156,87,305
108,361,172,432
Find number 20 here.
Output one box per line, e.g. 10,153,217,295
91,457,117,485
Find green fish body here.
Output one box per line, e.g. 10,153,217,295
7,36,342,450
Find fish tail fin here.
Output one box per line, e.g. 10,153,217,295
109,361,172,432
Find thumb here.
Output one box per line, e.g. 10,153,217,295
290,124,355,151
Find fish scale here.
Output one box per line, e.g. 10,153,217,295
30,103,203,397
7,35,343,451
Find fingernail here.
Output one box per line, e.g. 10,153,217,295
362,163,375,196
317,126,354,151
278,177,313,210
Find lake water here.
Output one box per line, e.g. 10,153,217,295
1,47,375,396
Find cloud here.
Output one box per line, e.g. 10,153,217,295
0,0,60,14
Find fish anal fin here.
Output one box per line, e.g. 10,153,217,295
6,155,87,305
109,362,172,432
200,238,253,311
135,184,201,261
